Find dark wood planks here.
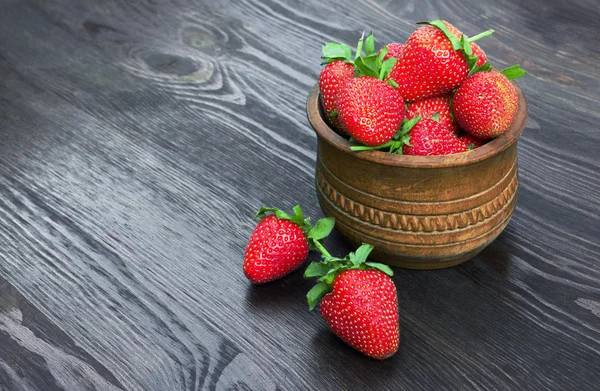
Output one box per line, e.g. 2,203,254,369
0,0,599,390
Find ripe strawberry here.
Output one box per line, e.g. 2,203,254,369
337,76,405,146
305,244,399,360
407,94,459,134
387,20,493,101
458,133,488,149
403,118,468,155
380,43,404,60
452,69,522,139
244,206,334,284
318,33,399,136
319,60,355,132
472,43,487,67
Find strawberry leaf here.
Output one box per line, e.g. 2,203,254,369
307,217,335,240
501,64,527,80
288,205,306,227
350,140,395,151
400,115,421,135
364,33,375,56
365,262,394,276
419,20,462,51
387,79,399,88
304,262,332,278
401,134,412,147
431,112,441,122
354,32,365,61
460,34,473,55
379,57,397,80
307,282,332,310
322,42,353,62
468,61,493,77
353,243,374,264
468,143,475,150
355,57,379,78
254,206,280,221
378,46,389,63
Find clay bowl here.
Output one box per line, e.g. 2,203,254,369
306,82,528,269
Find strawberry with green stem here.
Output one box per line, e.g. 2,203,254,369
335,33,406,146
305,242,400,360
452,65,526,139
243,206,335,284
387,20,494,101
351,114,468,156
350,115,421,154
319,33,405,145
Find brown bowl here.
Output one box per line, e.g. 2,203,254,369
306,82,528,269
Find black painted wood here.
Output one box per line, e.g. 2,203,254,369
1,0,599,390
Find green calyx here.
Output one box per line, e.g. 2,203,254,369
305,243,393,310
321,32,397,82
500,64,527,80
255,205,335,250
418,20,494,76
350,115,421,154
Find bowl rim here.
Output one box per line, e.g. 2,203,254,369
306,80,528,168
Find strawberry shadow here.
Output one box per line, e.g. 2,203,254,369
243,263,315,315
307,327,402,386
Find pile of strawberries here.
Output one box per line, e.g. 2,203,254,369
241,21,528,361
319,20,526,155
243,206,399,360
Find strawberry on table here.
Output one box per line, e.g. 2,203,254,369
387,20,493,101
243,206,334,284
452,65,526,139
407,94,459,134
305,243,399,360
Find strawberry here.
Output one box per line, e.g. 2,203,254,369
337,76,405,146
387,20,493,101
452,66,526,139
244,206,334,284
319,61,355,133
458,133,488,149
318,33,398,136
380,43,404,61
471,42,487,67
407,94,459,134
403,118,468,155
305,244,399,360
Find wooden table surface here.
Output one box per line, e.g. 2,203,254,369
1,0,599,390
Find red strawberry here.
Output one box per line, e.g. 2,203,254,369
244,206,334,284
337,76,405,146
321,269,399,360
388,20,493,101
452,70,520,139
458,133,488,149
472,43,487,67
305,244,399,360
319,60,355,132
380,43,404,60
407,94,459,134
403,118,468,155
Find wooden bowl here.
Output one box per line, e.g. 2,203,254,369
306,82,528,269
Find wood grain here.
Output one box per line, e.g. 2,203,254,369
0,0,599,390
